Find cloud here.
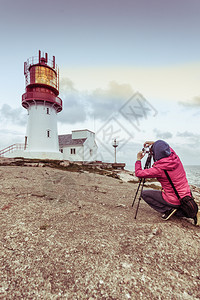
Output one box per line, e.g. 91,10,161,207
179,95,200,107
0,128,25,150
192,96,200,105
0,105,26,149
58,78,159,127
0,104,27,126
176,131,197,138
170,142,200,165
0,128,23,135
58,79,87,124
153,129,173,139
58,94,87,124
59,79,135,124
88,81,135,120
176,131,200,149
60,77,77,92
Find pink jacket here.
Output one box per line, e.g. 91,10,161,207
135,148,191,205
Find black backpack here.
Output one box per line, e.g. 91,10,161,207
164,170,198,224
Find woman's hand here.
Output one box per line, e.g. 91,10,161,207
144,141,154,148
137,151,145,161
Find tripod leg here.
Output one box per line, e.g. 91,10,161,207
134,179,145,219
134,195,141,219
132,178,142,207
133,151,152,218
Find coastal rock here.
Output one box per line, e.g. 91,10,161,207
0,162,199,299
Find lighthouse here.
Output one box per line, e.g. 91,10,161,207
0,50,98,161
21,50,63,160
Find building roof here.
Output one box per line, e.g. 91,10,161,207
72,129,95,134
58,134,87,147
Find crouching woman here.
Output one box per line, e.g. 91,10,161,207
135,140,192,220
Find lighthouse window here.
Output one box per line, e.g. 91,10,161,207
47,130,51,138
70,148,76,155
33,66,57,89
47,108,50,114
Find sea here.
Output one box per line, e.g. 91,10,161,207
184,165,200,188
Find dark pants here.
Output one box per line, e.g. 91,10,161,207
141,190,180,214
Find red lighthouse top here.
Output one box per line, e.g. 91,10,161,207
22,50,62,112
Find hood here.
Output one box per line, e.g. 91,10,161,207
154,148,179,171
152,140,171,161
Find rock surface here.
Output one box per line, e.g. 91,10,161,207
0,160,199,299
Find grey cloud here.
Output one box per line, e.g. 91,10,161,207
60,77,77,92
0,129,25,150
170,143,200,165
0,128,24,135
176,131,200,147
192,96,200,105
0,104,27,126
177,100,200,119
59,79,135,124
58,92,87,124
58,77,87,124
176,131,196,138
88,81,135,120
59,78,156,125
154,129,173,139
179,95,200,107
173,132,200,163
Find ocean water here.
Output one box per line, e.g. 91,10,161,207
184,165,200,188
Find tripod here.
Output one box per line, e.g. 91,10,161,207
132,150,152,219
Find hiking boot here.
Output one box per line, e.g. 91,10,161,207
162,208,177,220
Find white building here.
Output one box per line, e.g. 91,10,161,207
59,129,98,162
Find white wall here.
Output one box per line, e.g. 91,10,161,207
62,145,84,161
72,130,95,140
82,138,98,161
26,103,60,152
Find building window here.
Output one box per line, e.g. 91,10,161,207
71,148,76,155
47,107,50,114
60,149,63,153
47,130,51,138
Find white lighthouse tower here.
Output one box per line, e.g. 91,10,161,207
21,50,63,160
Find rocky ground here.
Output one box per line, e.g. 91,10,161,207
0,158,199,299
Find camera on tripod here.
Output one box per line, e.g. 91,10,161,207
142,145,152,154
132,144,153,219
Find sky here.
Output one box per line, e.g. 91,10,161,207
0,0,200,169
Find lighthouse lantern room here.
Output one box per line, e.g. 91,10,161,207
22,50,63,159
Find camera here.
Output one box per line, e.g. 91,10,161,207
142,145,152,154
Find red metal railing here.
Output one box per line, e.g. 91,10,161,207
22,91,62,105
0,144,25,157
22,91,62,112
